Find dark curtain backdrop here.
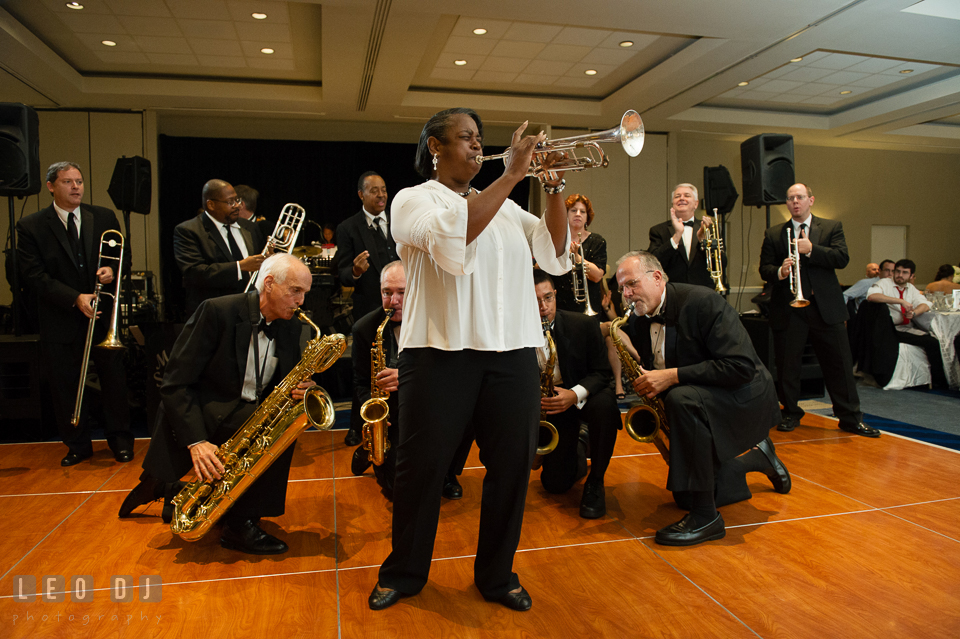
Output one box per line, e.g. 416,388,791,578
158,135,525,321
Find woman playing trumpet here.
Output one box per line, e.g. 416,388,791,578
553,194,607,319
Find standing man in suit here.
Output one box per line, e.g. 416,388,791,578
118,254,316,554
174,179,268,318
616,251,790,546
235,184,273,238
534,270,621,519
647,183,718,289
17,162,134,467
759,183,879,437
336,171,398,446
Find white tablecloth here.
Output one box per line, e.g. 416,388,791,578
928,311,960,389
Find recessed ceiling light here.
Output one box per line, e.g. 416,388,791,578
899,69,914,74
839,90,852,94
454,59,467,66
102,40,117,47
738,81,749,87
790,57,803,62
260,48,274,54
585,69,597,76
66,2,83,9
473,28,487,35
619,40,634,48
252,13,267,20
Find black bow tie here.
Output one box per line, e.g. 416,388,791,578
644,311,667,325
258,318,276,340
683,220,696,227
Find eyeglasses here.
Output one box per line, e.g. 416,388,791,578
210,197,242,206
785,195,807,202
536,293,555,306
618,271,655,294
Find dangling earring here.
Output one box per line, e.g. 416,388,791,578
432,153,438,171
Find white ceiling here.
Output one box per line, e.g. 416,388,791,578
1,0,959,151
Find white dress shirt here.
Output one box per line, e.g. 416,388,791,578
205,211,248,280
391,180,571,352
866,277,928,326
241,315,278,402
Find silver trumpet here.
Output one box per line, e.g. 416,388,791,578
474,110,644,184
244,203,306,292
787,225,810,308
71,230,125,427
571,231,598,316
701,208,727,294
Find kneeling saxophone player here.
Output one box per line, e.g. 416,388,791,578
119,253,315,554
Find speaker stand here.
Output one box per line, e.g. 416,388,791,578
6,197,22,336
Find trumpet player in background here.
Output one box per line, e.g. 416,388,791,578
16,161,133,467
552,193,607,318
759,183,878,437
349,260,473,501
533,270,622,519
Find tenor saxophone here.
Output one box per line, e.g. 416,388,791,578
169,311,346,541
359,309,394,466
610,304,670,464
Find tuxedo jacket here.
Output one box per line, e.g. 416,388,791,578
626,283,777,461
648,218,715,289
759,215,850,330
173,213,266,317
16,203,127,344
143,292,303,481
551,309,613,396
335,209,398,319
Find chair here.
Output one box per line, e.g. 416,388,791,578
849,301,931,390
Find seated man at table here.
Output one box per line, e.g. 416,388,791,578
867,259,951,389
844,259,894,312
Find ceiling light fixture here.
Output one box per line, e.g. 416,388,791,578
619,40,634,47
790,57,803,62
252,13,267,20
260,48,274,54
899,69,914,74
738,81,749,86
585,69,597,75
102,40,117,47
454,59,467,66
66,2,83,9
839,90,852,94
473,28,487,35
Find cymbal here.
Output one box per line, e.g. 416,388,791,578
292,246,323,257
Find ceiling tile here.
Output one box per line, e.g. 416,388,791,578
103,0,170,17
785,82,840,96
515,73,560,85
850,74,903,88
480,56,529,73
226,1,290,24
801,95,842,105
240,41,292,58
246,57,294,70
818,70,871,84
536,43,591,63
565,63,616,78
553,77,597,88
177,19,237,40
58,13,125,34
778,66,837,83
758,79,804,92
597,32,658,50
133,35,190,54
503,23,562,43
766,94,801,103
472,70,519,84
451,17,513,39
94,51,150,64
580,47,634,66
189,38,243,57
760,66,793,79
435,56,487,70
145,52,199,66
524,59,573,76
804,52,871,70
489,40,545,58
117,15,182,36
430,67,476,81
844,57,902,73
444,35,497,56
195,55,247,68
881,61,941,75
76,33,139,51
553,26,609,47
796,51,830,65
234,22,292,43
41,0,113,14
737,90,779,100
165,0,231,20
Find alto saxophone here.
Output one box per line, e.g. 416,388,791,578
537,320,560,456
609,304,670,464
170,311,346,541
359,309,394,466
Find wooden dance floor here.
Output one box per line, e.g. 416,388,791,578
2,412,960,638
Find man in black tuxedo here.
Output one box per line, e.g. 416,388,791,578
616,251,790,546
759,183,878,437
349,260,472,500
647,183,718,289
16,161,133,467
174,179,268,318
118,254,316,555
335,171,398,446
533,270,621,519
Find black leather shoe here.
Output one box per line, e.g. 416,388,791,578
118,478,162,518
113,449,134,463
579,479,605,519
839,421,880,438
777,416,798,432
351,446,372,476
220,519,288,555
442,474,463,500
487,586,532,611
655,513,726,546
368,583,405,610
344,430,362,446
61,451,93,467
755,437,791,494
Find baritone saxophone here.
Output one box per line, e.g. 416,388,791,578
360,309,394,466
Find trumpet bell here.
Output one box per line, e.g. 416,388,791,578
789,298,811,308
618,110,644,157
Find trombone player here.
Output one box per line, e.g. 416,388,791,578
16,161,134,466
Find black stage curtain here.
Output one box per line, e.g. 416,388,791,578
158,135,525,321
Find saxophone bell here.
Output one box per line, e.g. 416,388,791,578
360,309,395,466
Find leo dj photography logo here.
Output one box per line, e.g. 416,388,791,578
13,575,162,603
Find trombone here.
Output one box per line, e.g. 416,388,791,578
787,226,810,308
71,230,125,427
475,110,644,184
571,231,598,316
244,203,306,292
701,208,727,294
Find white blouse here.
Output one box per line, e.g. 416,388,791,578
391,180,571,352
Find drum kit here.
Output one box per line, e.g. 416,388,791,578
292,244,335,273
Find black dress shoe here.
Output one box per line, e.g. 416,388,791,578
368,583,406,610
655,513,726,546
755,437,791,494
579,479,606,519
61,451,93,467
777,416,799,432
839,421,880,438
118,478,161,518
344,430,362,446
351,446,372,475
220,519,288,555
442,474,463,500
486,586,532,611
113,449,134,463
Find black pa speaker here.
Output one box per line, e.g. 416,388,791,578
702,165,739,215
107,155,152,214
0,103,41,197
740,134,794,206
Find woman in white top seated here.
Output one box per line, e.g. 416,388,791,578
368,108,571,612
